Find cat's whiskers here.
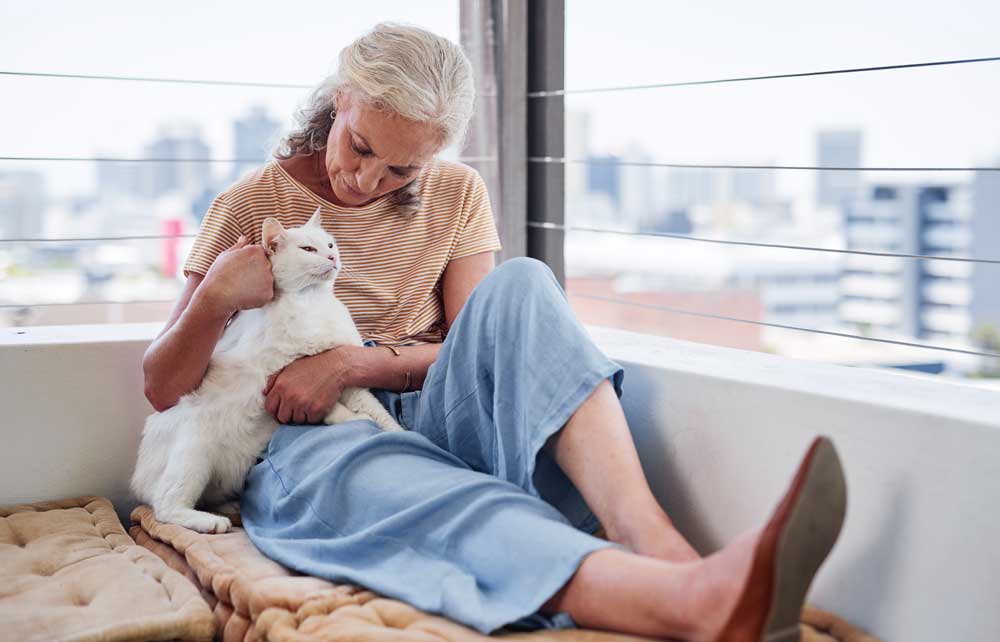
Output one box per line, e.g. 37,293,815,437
339,264,380,289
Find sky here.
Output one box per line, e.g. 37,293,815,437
564,0,1000,207
1,0,999,202
0,1,460,196
566,0,1000,164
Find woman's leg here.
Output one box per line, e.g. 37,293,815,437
543,532,756,642
414,256,697,559
243,421,759,640
549,378,700,561
240,420,620,634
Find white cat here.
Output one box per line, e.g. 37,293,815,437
131,208,403,534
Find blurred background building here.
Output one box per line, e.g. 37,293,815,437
816,129,862,209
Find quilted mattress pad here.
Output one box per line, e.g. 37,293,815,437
129,505,881,642
0,496,214,642
0,495,880,642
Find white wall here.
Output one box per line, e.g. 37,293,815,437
2,322,999,641
0,323,156,518
590,326,1000,642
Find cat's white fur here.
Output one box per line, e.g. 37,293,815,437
131,208,402,534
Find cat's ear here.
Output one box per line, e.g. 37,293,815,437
306,207,323,229
261,218,287,256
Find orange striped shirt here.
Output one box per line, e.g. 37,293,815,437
183,159,502,346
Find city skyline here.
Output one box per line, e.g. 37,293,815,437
2,2,998,377
3,99,998,376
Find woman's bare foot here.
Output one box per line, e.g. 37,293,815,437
548,528,760,642
668,528,762,642
710,437,847,642
549,437,846,642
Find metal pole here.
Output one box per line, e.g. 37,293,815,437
526,0,565,283
460,0,528,261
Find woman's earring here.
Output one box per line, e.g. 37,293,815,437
329,110,336,121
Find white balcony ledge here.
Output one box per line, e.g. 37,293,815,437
3,322,1000,642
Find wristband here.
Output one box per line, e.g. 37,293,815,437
382,344,412,392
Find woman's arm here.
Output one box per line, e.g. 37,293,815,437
143,237,274,411
143,274,230,411
263,250,496,424
345,249,496,388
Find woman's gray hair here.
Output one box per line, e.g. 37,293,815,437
276,23,476,215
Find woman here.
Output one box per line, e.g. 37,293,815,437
142,23,846,641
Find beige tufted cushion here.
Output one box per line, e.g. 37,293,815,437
130,505,656,642
0,496,215,642
130,505,881,642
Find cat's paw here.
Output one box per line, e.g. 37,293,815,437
187,514,232,534
378,417,405,432
162,509,232,534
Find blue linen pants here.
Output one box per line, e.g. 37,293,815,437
241,257,626,634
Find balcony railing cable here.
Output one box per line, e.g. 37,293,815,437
527,54,1000,97
527,221,1000,265
6,224,996,268
0,155,498,163
0,70,500,98
527,156,1000,172
0,300,175,309
0,234,197,243
569,293,1000,360
4,155,992,172
6,54,998,97
0,70,312,89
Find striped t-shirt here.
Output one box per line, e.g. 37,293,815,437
183,159,503,346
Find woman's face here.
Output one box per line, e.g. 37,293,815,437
323,92,442,207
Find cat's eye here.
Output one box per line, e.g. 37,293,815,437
327,243,333,248
300,246,317,253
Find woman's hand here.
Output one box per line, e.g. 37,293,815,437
202,236,274,314
263,347,362,424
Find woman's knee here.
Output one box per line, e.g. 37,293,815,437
454,257,570,339
477,257,561,301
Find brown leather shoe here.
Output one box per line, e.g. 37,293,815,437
715,436,848,642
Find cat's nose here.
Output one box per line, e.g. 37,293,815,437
327,255,338,265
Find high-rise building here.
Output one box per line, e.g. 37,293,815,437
816,129,862,208
97,159,144,197
619,143,656,229
586,155,621,208
141,123,213,198
732,167,777,206
564,111,589,188
970,165,1000,333
0,170,46,239
232,106,282,181
665,167,723,211
840,182,975,342
665,167,777,212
